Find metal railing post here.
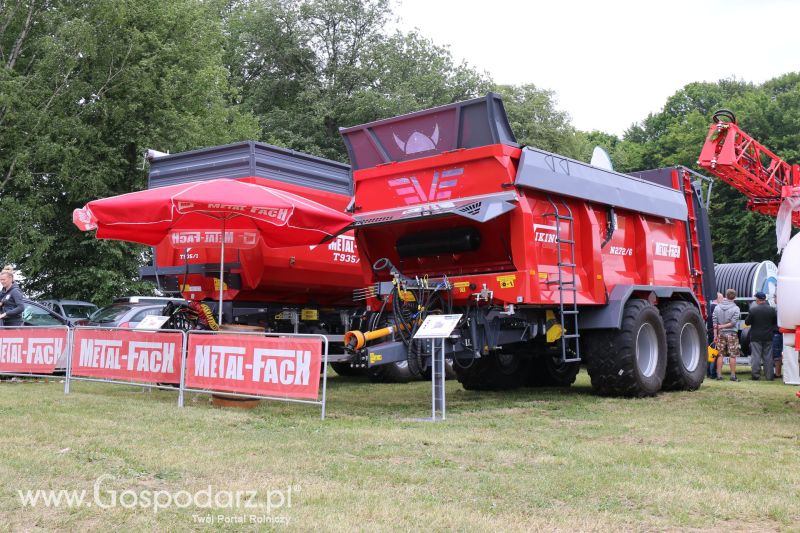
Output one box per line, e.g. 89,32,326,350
320,334,329,420
178,330,187,407
64,326,72,395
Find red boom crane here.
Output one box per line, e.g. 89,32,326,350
697,109,800,227
698,110,800,385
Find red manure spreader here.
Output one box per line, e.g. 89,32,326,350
339,94,717,396
140,142,365,370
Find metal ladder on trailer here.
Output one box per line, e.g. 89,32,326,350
545,196,581,363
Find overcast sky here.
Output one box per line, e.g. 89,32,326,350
394,0,800,136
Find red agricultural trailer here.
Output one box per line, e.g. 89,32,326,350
139,142,364,362
339,94,717,396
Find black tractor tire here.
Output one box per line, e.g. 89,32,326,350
330,362,367,377
454,350,529,391
367,361,415,383
660,301,707,391
527,352,580,387
585,299,667,397
739,327,751,356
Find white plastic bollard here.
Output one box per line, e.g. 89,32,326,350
782,333,800,385
777,232,800,329
776,230,800,385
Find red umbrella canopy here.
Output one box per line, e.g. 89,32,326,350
73,178,353,248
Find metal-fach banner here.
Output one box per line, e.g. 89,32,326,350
71,328,184,384
185,333,321,399
0,327,69,374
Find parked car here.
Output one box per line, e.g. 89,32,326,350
86,303,168,329
19,300,69,327
40,299,98,326
17,300,70,371
112,296,187,305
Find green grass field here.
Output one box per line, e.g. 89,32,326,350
1,369,799,532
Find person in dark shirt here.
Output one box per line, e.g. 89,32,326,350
706,292,722,343
745,291,778,381
0,267,25,327
773,329,784,378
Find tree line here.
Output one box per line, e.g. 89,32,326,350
1,0,796,303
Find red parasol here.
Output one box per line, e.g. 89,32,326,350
73,178,353,323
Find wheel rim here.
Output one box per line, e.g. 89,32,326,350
636,322,659,377
679,322,700,372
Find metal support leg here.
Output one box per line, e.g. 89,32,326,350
430,342,436,420
439,339,446,420
432,338,446,421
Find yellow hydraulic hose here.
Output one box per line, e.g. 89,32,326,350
344,317,426,350
344,325,401,350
